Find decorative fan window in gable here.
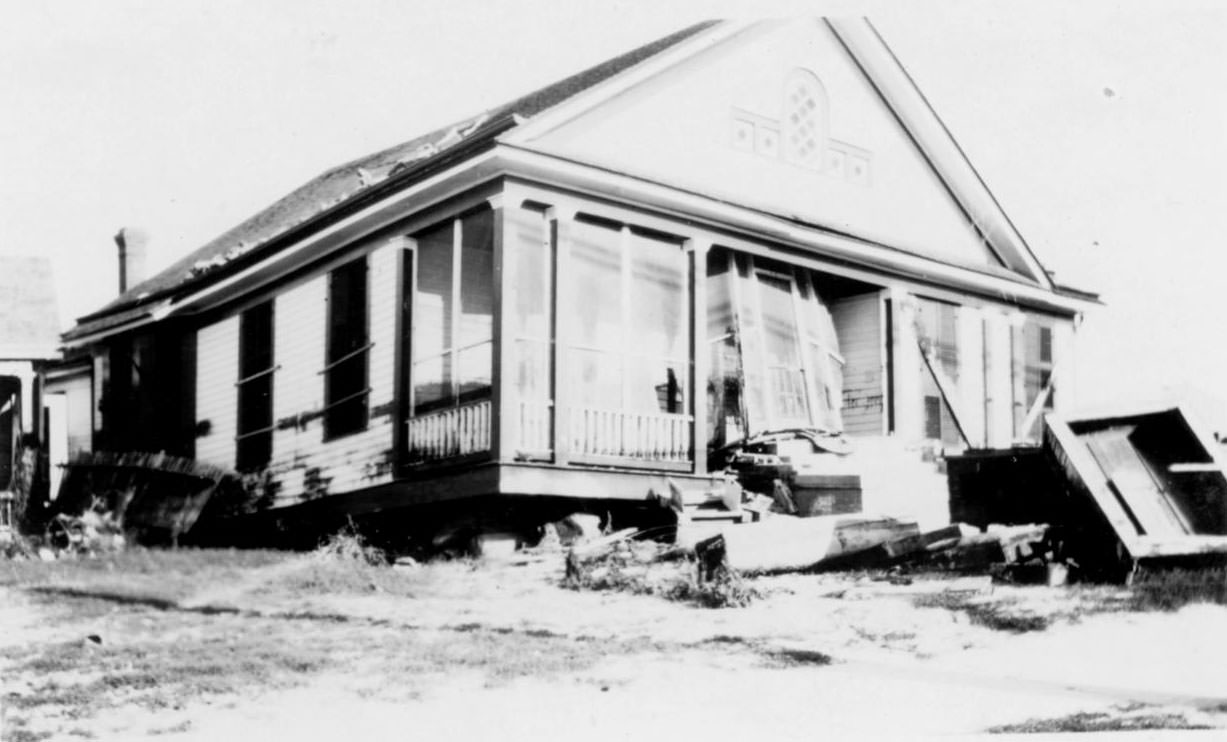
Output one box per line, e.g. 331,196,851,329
782,68,828,169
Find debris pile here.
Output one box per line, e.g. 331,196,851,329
51,451,239,546
949,405,1227,581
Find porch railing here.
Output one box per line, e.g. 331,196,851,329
517,399,553,458
407,399,491,462
569,407,691,463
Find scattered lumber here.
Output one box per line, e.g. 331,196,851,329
684,514,920,575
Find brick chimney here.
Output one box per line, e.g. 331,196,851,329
114,227,148,294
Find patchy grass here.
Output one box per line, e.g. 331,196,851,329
0,547,289,604
761,648,833,667
563,546,759,609
988,706,1213,733
913,592,1051,633
1131,567,1227,611
1,592,666,730
909,580,1136,634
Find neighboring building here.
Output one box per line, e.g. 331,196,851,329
0,256,60,494
60,19,1095,529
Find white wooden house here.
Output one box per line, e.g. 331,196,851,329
61,19,1095,531
0,256,60,503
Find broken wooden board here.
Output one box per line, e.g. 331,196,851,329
54,451,235,544
680,514,919,574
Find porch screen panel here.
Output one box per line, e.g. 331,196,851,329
412,222,454,413
733,256,767,434
627,229,687,415
408,208,495,462
796,272,844,432
457,209,494,401
510,208,553,456
567,219,691,462
569,220,623,409
706,248,744,450
757,271,809,428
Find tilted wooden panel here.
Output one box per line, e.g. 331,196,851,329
831,293,883,436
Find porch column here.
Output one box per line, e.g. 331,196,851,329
548,206,577,467
489,193,512,461
690,239,710,475
956,307,986,447
1053,316,1077,414
890,289,924,442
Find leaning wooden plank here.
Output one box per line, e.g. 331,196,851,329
1132,535,1227,560
1044,414,1144,559
685,514,919,574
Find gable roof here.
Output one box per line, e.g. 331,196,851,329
0,255,60,360
66,21,718,342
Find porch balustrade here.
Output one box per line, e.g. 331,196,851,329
407,399,491,462
568,406,691,463
517,399,553,457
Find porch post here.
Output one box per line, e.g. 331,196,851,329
982,310,1015,447
690,240,710,475
1053,317,1077,415
890,288,924,442
549,207,575,467
489,193,511,461
957,306,987,447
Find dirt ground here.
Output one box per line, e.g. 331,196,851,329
2,548,1226,741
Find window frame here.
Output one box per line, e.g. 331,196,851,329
323,256,371,440
235,300,275,471
409,206,496,418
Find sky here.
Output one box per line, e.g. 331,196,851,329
2,0,1226,426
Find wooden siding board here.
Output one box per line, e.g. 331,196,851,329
264,242,398,505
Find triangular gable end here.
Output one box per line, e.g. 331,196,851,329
506,18,1041,281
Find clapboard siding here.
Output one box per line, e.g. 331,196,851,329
832,292,883,436
263,242,399,505
195,317,239,467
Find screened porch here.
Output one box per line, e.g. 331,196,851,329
399,197,876,473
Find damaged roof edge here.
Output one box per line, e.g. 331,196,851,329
63,117,517,343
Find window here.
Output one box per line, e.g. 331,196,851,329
568,219,689,418
411,208,494,415
236,301,274,470
325,258,369,438
916,298,963,447
0,376,19,490
1013,317,1056,438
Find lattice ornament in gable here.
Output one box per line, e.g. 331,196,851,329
729,67,872,186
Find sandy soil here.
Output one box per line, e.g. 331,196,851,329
3,556,1226,741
